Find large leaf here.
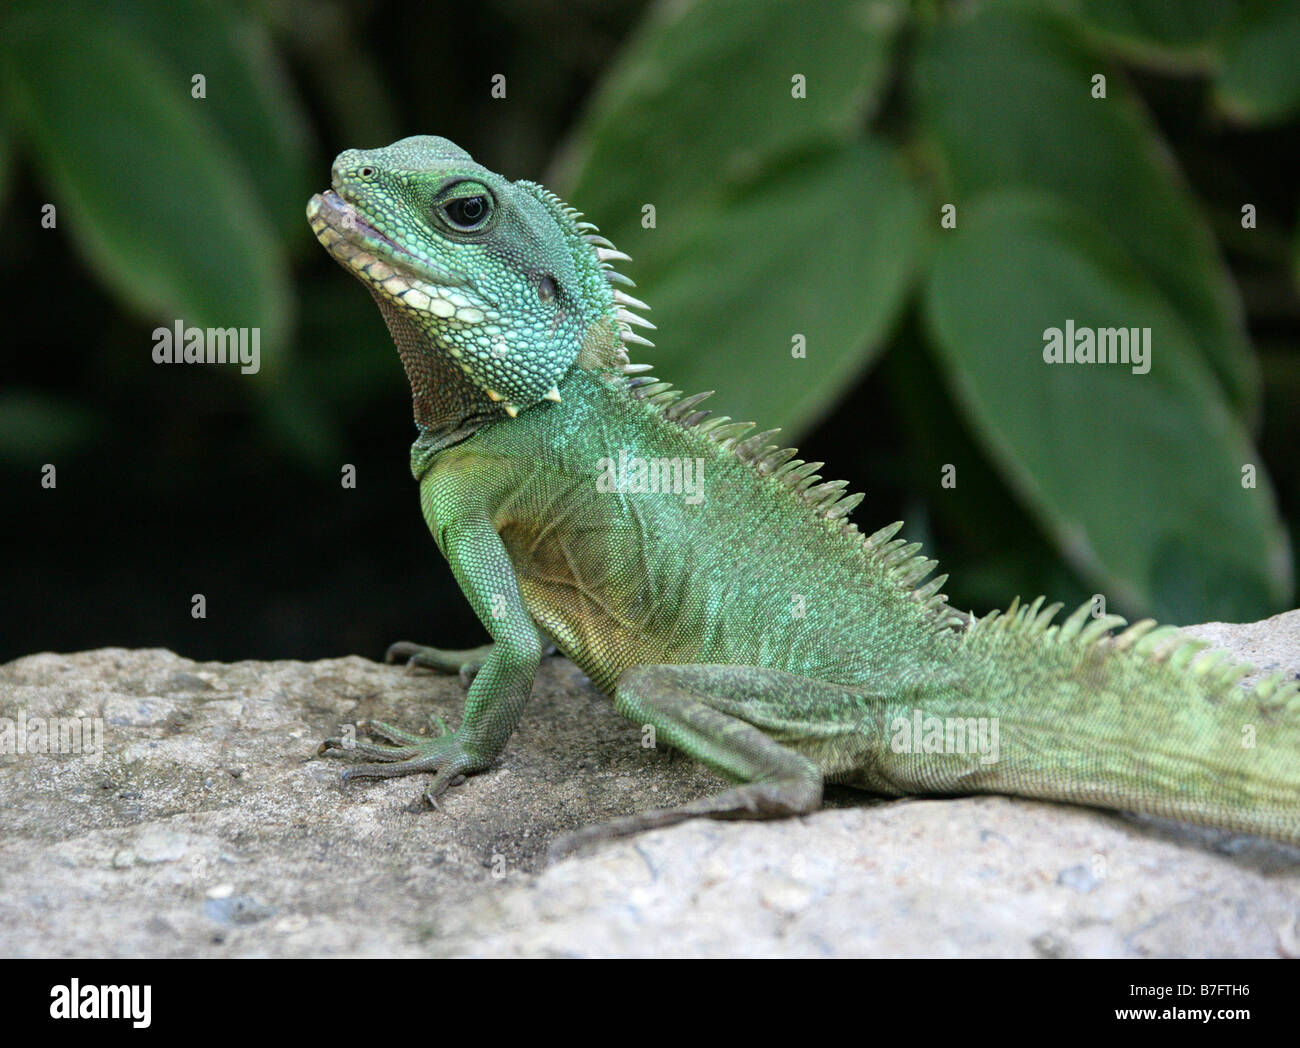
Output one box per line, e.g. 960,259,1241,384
97,0,314,242
0,391,104,465
914,4,1259,424
1214,0,1300,125
0,107,10,215
1,2,291,356
1055,0,1247,68
549,0,915,437
610,142,926,437
552,0,902,254
924,191,1290,622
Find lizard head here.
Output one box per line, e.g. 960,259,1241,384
308,135,644,436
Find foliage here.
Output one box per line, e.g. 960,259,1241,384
1,0,1297,629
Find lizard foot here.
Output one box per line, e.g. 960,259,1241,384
384,641,494,685
384,640,556,685
317,717,478,807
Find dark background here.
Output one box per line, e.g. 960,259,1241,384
2,0,1297,663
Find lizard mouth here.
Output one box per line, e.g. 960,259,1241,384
307,189,463,287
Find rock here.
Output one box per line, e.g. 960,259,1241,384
0,612,1297,957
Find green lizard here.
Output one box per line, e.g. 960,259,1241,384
307,135,1300,850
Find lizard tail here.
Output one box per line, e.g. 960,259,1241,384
876,598,1300,845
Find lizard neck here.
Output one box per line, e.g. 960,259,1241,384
396,296,628,461
373,290,501,451
407,317,634,481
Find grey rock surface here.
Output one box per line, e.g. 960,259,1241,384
1,610,1298,958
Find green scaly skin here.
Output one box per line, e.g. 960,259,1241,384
307,136,1300,853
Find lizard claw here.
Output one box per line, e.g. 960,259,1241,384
382,641,493,682
383,640,426,666
422,771,467,809
318,719,483,806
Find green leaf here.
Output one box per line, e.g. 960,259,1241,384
914,4,1259,424
539,0,919,437
552,0,902,236
0,391,104,465
0,108,11,215
252,382,343,476
1,2,291,358
1214,0,1300,125
1056,0,1246,68
1293,211,1300,302
95,0,314,242
549,0,913,437
617,142,927,437
923,191,1290,622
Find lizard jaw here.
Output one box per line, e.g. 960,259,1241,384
307,190,464,289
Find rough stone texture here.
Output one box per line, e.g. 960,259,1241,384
1,610,1298,958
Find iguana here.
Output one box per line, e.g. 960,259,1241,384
307,135,1300,851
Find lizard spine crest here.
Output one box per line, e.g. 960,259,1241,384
980,595,1300,714
571,216,964,632
586,217,1300,709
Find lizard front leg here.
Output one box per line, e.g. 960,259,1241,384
550,664,850,859
319,514,544,806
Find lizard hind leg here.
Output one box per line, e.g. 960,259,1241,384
549,663,841,860
385,639,556,684
384,641,497,684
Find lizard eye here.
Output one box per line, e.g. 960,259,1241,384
443,195,491,230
